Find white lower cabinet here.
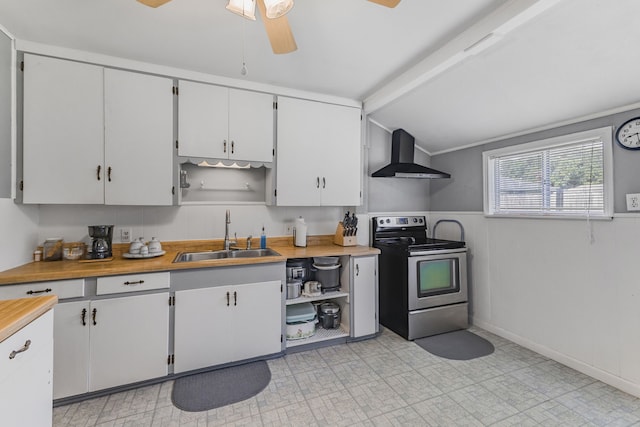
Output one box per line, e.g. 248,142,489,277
351,256,378,338
174,281,282,373
53,293,170,399
0,309,54,427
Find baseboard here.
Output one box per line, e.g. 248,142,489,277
471,317,640,399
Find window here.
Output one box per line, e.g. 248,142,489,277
483,127,613,218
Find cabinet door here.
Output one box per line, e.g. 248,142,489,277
231,281,282,361
0,311,53,427
228,89,274,163
174,286,234,373
275,97,323,206
351,256,378,338
89,293,169,391
23,54,104,204
276,97,361,206
317,103,362,206
178,81,228,159
53,301,90,399
104,69,174,205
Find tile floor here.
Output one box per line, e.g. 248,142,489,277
53,327,640,426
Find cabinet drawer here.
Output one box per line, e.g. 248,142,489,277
0,310,53,383
0,279,85,301
97,272,169,295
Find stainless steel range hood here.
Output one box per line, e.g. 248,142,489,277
372,129,450,179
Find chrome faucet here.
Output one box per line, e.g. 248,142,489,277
224,210,237,250
246,235,252,250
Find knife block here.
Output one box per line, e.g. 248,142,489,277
333,222,357,246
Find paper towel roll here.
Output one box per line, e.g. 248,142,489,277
294,217,307,247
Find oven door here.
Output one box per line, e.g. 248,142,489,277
407,249,467,311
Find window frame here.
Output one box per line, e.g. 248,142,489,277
482,126,613,219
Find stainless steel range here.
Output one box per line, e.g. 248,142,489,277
372,216,468,340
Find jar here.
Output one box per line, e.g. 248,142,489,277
33,250,42,262
43,238,63,261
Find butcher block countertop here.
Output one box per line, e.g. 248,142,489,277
0,295,57,342
0,235,379,286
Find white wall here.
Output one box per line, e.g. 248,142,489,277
0,199,38,270
430,211,640,398
36,204,348,247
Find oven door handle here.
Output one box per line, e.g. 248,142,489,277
409,248,467,257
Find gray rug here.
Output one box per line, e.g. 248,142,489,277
415,330,495,360
171,361,271,412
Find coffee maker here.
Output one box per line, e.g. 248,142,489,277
88,225,114,259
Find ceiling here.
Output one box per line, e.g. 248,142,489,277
1,0,638,155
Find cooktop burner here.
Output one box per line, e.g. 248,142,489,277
372,215,465,252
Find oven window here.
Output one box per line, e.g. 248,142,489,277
417,258,459,297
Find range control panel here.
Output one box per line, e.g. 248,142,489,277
372,216,427,231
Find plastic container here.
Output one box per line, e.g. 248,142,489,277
285,302,317,340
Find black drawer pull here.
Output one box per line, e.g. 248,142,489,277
81,308,87,326
92,308,97,325
9,340,31,360
26,288,52,295
123,280,145,286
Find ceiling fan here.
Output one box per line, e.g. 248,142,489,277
136,0,401,54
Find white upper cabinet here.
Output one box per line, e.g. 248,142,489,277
23,54,104,204
22,54,175,205
178,81,274,163
104,69,174,205
276,96,362,206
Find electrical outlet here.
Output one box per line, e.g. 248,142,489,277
284,222,294,235
119,228,132,243
627,194,640,211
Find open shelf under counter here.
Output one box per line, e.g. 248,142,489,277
285,290,349,306
286,326,349,348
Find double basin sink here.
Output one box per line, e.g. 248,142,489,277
173,248,281,263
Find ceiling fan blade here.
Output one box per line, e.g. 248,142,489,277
367,0,401,8
136,0,173,8
257,0,297,54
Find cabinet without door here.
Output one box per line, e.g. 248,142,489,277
275,96,362,206
178,81,274,163
174,280,282,373
21,54,174,205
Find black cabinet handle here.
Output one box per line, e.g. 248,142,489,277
322,177,326,189
9,340,31,360
81,308,87,326
26,288,52,295
231,141,235,154
97,165,101,181
107,166,112,182
92,308,97,326
123,280,144,286
226,291,230,307
316,177,320,188
223,140,227,153
356,264,360,276
234,291,237,306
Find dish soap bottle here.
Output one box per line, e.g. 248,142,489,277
260,226,267,249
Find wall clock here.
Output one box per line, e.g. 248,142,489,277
616,117,640,150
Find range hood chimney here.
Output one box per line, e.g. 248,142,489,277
371,129,450,179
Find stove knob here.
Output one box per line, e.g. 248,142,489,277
413,218,418,223
385,219,390,223
379,219,384,225
419,218,424,223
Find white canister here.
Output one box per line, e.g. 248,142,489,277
294,216,307,247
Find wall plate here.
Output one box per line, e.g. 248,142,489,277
626,193,640,211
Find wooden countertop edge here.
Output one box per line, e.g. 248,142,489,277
0,295,58,342
0,236,380,286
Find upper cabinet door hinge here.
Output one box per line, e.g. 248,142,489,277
273,101,277,110
169,295,175,306
20,61,24,72
175,140,179,150
19,180,23,191
167,354,174,365
172,86,179,96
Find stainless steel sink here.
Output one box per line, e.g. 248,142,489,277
173,248,281,263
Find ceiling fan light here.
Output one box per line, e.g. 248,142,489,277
263,0,294,19
226,0,257,20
